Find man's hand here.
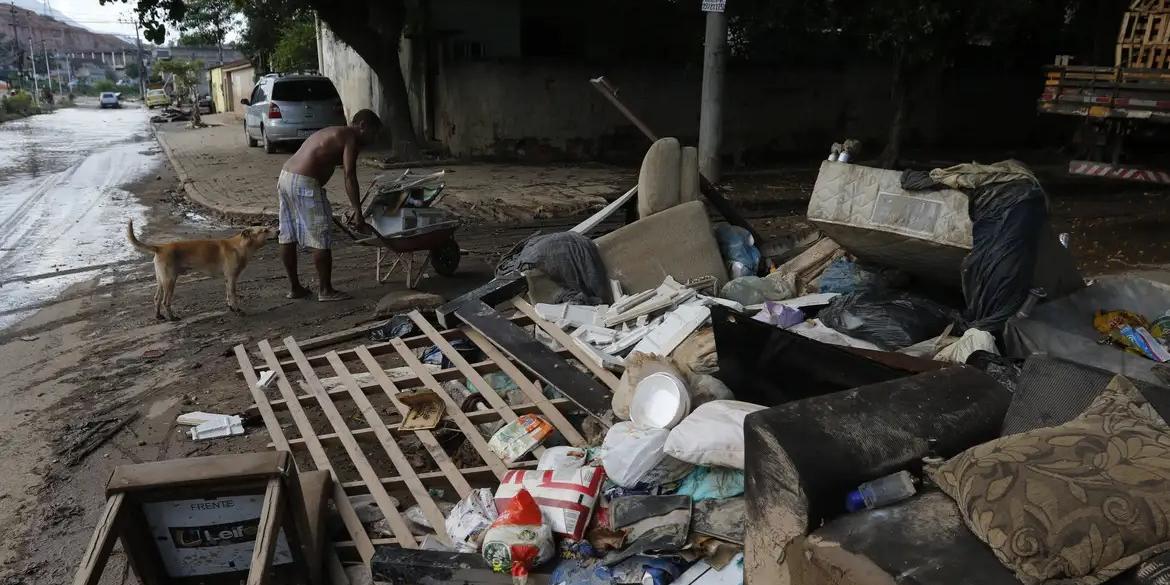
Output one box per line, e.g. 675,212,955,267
349,214,371,234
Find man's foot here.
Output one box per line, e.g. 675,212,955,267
317,289,352,302
286,285,312,299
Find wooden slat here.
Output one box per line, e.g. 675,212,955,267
510,298,622,391
462,328,586,447
236,345,292,452
261,349,579,412
270,319,387,359
390,337,509,478
245,478,285,585
245,314,537,375
283,337,418,548
71,493,125,585
407,312,524,426
256,340,376,562
326,350,454,546
273,398,574,448
338,463,534,493
355,345,473,498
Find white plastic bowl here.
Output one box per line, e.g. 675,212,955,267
630,371,691,430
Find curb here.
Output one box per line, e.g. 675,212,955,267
152,126,277,225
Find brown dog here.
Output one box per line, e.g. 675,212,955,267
127,220,277,320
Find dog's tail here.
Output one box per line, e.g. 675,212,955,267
126,220,158,255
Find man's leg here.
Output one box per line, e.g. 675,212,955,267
282,243,311,298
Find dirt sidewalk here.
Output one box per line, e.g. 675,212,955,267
155,113,635,223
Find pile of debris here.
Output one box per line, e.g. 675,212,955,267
149,106,192,123
69,135,1170,585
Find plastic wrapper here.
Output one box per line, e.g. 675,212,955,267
819,291,960,351
488,414,553,463
536,446,589,471
482,488,554,584
445,488,498,553
719,275,796,306
601,422,693,488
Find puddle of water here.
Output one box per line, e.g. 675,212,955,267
0,108,160,330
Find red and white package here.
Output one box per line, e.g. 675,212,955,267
481,488,554,585
493,466,605,541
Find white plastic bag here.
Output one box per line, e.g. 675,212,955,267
663,400,767,469
934,328,998,364
601,422,669,487
536,446,588,471
445,488,498,553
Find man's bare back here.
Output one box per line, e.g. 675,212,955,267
283,126,354,185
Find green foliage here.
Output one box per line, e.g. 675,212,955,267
271,18,318,72
180,0,237,48
94,79,118,92
124,62,141,79
177,30,219,46
104,67,118,82
2,92,33,114
154,58,203,94
236,0,311,71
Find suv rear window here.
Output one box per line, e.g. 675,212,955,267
271,79,339,101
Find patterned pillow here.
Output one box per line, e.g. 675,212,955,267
930,375,1170,585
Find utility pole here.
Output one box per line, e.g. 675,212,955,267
129,18,147,97
698,0,728,182
41,39,55,95
9,2,21,90
27,27,37,102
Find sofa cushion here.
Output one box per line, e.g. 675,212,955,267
595,200,727,294
795,491,1017,585
931,376,1170,585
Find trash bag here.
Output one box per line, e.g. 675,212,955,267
819,291,961,351
961,180,1047,331
715,224,762,280
720,275,796,306
482,488,555,584
498,232,612,305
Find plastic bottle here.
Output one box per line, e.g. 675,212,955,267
845,470,918,512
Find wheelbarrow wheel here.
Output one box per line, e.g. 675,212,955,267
432,238,461,277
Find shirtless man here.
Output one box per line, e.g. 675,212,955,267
278,109,382,301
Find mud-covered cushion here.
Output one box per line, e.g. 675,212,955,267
931,376,1170,585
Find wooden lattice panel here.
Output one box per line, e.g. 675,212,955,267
234,310,610,568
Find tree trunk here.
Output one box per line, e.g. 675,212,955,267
880,52,909,169
310,0,422,159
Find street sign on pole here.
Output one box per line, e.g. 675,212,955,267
701,0,726,12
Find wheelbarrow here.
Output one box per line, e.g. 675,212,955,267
333,169,463,289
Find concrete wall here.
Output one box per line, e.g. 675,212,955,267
317,23,390,125
430,60,1041,162
228,67,255,119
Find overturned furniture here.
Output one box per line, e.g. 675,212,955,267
234,305,615,579
73,451,328,585
806,161,1082,296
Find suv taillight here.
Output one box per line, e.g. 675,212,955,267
267,103,282,119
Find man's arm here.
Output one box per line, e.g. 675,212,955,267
342,132,365,226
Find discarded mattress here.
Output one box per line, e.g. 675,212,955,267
807,161,1082,296
807,161,971,284
1004,276,1170,386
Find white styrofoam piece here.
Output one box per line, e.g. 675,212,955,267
176,411,229,427
534,303,608,329
570,335,625,370
697,294,745,312
674,553,744,585
776,292,840,309
574,324,619,345
609,289,657,315
632,304,711,357
608,325,654,357
258,370,276,389
189,415,245,440
610,279,624,303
